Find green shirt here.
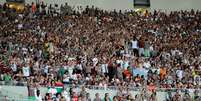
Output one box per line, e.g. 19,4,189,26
59,68,66,77
4,74,12,81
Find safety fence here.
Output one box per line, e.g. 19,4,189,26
0,81,200,101
0,81,200,92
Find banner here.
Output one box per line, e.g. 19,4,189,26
48,87,63,95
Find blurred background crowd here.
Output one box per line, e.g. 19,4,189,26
0,1,200,101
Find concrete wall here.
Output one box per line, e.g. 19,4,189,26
0,85,167,101
1,0,201,12
150,0,201,11
0,85,47,100
1,85,200,101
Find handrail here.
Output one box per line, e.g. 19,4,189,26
63,85,201,93
0,81,200,92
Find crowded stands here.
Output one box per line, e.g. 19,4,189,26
0,1,201,101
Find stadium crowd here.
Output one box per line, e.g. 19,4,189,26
0,2,201,101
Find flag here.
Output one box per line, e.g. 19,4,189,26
47,86,63,94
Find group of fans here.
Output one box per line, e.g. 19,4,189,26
0,1,200,101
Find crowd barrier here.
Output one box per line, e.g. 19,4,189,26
0,97,29,101
0,81,200,101
1,81,200,92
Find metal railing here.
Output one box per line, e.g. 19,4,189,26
0,81,200,92
0,83,200,101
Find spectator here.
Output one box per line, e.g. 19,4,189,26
103,93,111,101
35,89,42,101
113,96,118,101
31,2,36,14
93,93,102,101
131,37,139,57
80,86,87,98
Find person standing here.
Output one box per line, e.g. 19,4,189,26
131,37,139,57
27,80,37,101
86,93,92,101
35,89,42,101
93,93,102,101
138,37,145,57
31,2,36,14
144,39,151,57
103,93,112,101
22,63,30,77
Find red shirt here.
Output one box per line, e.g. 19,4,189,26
148,84,156,92
72,95,78,101
123,69,131,79
139,40,145,48
32,4,36,13
55,81,64,86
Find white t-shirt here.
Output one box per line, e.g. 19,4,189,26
44,65,49,74
11,63,17,72
48,42,54,53
92,57,98,66
35,95,42,101
101,64,108,73
22,47,28,55
143,61,151,68
68,67,74,76
63,76,70,83
18,24,23,29
34,89,42,101
149,45,154,51
22,66,30,77
116,59,123,68
62,91,70,101
71,74,77,80
131,40,138,49
76,64,82,70
176,70,183,80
